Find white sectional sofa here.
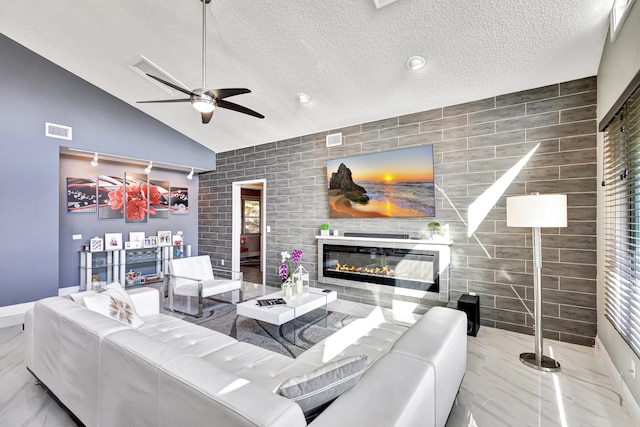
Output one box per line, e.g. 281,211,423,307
24,286,467,427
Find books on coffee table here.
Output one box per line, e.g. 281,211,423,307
257,298,287,306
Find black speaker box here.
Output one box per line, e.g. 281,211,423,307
457,294,480,337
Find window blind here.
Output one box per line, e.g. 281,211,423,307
603,88,640,356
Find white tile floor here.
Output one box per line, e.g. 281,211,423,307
1,295,638,426
447,326,638,427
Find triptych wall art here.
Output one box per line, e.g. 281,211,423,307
66,173,189,221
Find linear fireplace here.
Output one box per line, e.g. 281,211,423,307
317,236,452,304
323,244,439,292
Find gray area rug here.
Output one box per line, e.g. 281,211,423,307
184,303,358,358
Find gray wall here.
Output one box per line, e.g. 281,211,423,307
0,34,213,306
200,76,597,346
597,0,640,407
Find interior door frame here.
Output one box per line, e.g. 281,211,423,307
232,178,266,288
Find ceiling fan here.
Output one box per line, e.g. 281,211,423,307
137,0,264,124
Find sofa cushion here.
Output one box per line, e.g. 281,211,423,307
83,282,144,328
277,355,367,422
295,306,407,368
200,341,304,390
137,314,237,357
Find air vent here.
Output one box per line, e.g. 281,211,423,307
45,122,72,140
326,133,343,147
126,55,188,95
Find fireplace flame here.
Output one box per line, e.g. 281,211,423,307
335,263,395,276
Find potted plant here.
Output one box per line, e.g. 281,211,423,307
427,221,443,240
320,223,330,236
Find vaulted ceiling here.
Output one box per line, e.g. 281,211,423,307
0,0,612,153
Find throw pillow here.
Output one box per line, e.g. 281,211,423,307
83,282,144,328
277,355,367,421
69,290,98,306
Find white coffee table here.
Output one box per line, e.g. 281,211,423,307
236,287,337,343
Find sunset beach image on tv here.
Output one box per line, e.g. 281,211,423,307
327,145,435,218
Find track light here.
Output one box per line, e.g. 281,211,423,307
90,153,99,167
187,167,195,180
144,161,153,174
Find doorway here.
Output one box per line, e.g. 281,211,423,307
232,179,266,292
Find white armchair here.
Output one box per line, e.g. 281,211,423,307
165,255,243,317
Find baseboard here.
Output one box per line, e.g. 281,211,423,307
0,286,78,327
596,335,640,425
0,302,33,327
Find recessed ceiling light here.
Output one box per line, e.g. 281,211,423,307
406,56,426,71
297,93,311,103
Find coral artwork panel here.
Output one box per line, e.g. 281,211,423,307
98,175,125,219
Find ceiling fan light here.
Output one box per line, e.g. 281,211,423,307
193,100,215,113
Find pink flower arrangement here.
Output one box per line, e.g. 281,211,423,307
280,249,302,282
108,183,161,221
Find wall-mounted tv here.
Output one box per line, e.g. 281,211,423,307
326,145,435,218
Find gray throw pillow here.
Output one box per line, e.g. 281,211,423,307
277,355,367,421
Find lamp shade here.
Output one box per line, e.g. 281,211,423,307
506,194,567,228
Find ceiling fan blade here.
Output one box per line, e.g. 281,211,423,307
137,99,191,104
205,88,251,100
146,74,195,97
217,99,265,119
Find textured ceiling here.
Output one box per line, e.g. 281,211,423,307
1,0,612,153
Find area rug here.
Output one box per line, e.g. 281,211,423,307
184,303,358,358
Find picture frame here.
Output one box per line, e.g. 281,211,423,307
170,186,189,214
105,232,123,250
172,234,182,246
124,172,149,224
144,236,158,248
326,145,435,218
98,175,125,219
129,231,145,244
90,237,104,252
67,177,97,213
157,231,172,247
149,179,170,219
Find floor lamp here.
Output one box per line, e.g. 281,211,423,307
506,193,567,372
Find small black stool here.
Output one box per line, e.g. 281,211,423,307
457,294,480,337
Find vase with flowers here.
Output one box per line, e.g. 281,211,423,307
280,249,303,296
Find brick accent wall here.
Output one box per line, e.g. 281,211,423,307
199,76,597,346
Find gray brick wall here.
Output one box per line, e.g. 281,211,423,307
199,76,597,346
